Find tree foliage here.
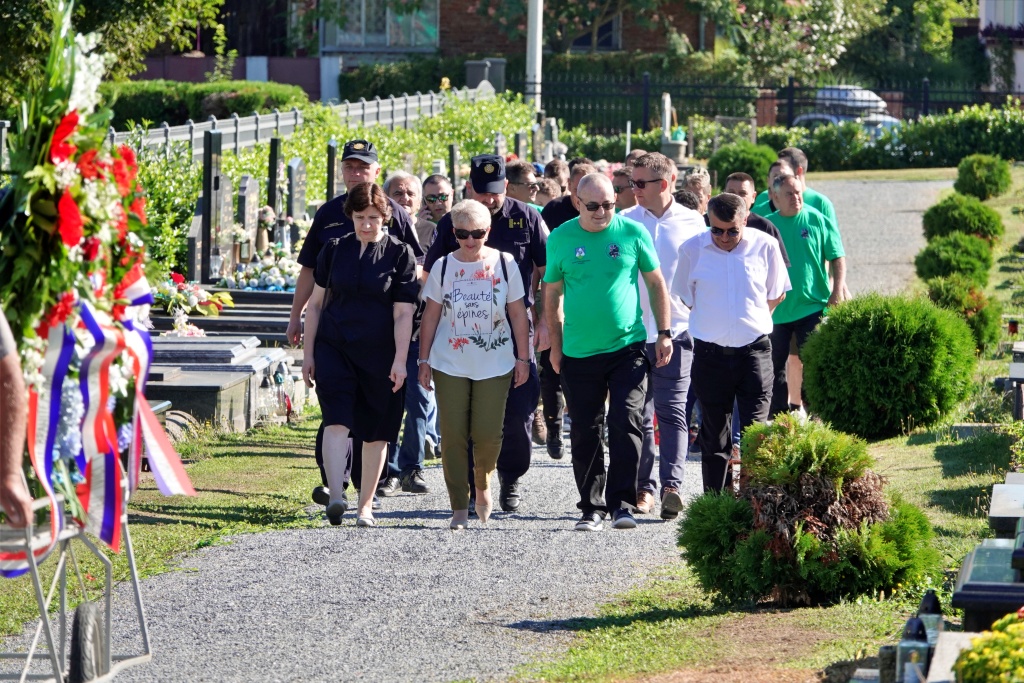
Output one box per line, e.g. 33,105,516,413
0,0,224,114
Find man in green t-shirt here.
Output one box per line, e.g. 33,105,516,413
544,173,673,532
766,174,848,418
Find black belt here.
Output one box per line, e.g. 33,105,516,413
694,335,769,356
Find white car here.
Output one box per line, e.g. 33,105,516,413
792,111,902,141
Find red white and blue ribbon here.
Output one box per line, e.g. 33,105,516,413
0,324,73,578
76,302,125,552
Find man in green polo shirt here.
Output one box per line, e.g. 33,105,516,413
751,148,837,229
545,173,673,532
766,174,848,418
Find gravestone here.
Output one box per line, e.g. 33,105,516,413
287,157,307,220
532,123,544,163
200,130,223,284
217,173,234,274
267,137,284,217
448,144,460,191
514,132,527,161
186,198,203,282
236,175,258,262
493,132,508,158
326,139,342,201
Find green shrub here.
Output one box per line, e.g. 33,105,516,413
915,232,993,285
756,126,809,154
927,274,1002,351
678,415,941,605
954,153,1012,200
100,80,309,129
802,294,977,438
338,56,468,101
922,192,1005,243
802,121,870,172
559,125,663,163
707,141,777,192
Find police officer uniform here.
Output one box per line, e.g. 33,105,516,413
424,155,547,511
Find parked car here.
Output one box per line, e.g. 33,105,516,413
792,111,901,141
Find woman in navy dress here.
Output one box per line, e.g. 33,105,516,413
302,182,419,527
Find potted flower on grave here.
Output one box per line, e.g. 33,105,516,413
0,0,195,577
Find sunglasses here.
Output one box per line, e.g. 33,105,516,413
710,227,741,237
582,201,616,212
424,194,449,204
454,228,488,240
511,181,540,190
612,185,629,194
629,177,664,190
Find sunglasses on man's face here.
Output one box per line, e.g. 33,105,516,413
424,193,449,204
582,201,615,212
612,185,629,194
629,177,664,190
454,228,488,240
710,227,741,237
512,181,540,190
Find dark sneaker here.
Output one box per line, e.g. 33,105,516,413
401,470,430,494
372,494,382,511
612,509,637,529
325,500,347,526
376,476,401,497
311,485,330,507
661,486,683,520
574,511,604,532
546,436,564,460
499,476,522,512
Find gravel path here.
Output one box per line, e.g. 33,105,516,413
810,179,952,296
1,179,950,682
100,449,703,683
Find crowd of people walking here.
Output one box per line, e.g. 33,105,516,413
289,136,847,532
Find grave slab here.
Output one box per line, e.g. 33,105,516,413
925,631,979,683
951,538,1023,631
145,371,252,433
989,484,1024,537
1007,472,1024,485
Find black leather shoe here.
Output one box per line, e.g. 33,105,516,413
311,486,330,507
326,501,346,526
499,476,521,512
376,476,401,497
546,437,564,460
401,470,430,494
372,494,382,511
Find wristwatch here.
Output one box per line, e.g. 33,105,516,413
516,357,530,365
417,358,430,365
657,329,672,338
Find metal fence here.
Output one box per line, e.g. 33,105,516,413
103,81,496,161
508,72,1024,135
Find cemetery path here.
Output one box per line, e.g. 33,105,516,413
108,446,704,683
810,178,952,296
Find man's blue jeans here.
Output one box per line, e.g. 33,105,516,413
638,334,693,495
394,338,437,477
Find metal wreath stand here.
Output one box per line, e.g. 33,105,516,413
0,479,151,683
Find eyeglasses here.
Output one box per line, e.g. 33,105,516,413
629,177,665,190
424,194,449,204
454,228,488,240
709,227,741,237
390,189,417,198
612,185,629,194
511,181,540,190
582,201,616,212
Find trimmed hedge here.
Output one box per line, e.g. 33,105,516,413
707,141,777,192
922,192,1004,243
914,232,993,286
955,153,1012,200
100,80,309,129
927,274,1002,351
802,294,977,438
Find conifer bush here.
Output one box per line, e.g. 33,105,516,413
954,153,1012,200
914,232,993,286
678,415,942,606
801,294,976,438
922,192,1004,243
927,274,1002,351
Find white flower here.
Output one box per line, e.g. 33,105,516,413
69,32,113,115
187,295,198,308
54,160,79,190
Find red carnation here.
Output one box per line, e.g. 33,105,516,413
55,191,84,247
118,144,137,171
82,236,101,261
113,204,129,241
130,196,147,225
77,149,102,180
44,292,77,328
50,111,79,164
112,158,131,197
170,272,185,285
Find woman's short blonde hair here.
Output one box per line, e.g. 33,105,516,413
450,200,491,231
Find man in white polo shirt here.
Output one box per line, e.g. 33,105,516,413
673,193,791,493
621,152,706,519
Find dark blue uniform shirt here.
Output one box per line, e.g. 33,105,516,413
298,193,422,269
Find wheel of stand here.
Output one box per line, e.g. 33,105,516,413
68,602,108,683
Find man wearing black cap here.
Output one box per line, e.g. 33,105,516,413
288,139,424,511
424,154,547,512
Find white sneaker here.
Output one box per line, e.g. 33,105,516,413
791,405,808,425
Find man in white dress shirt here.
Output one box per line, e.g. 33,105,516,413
621,153,706,519
672,193,791,493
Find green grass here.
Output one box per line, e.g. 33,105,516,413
806,167,958,182
0,412,325,638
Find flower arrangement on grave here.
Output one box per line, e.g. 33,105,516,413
218,244,300,292
151,273,233,317
954,607,1024,681
228,223,249,244
0,0,195,578
677,414,941,606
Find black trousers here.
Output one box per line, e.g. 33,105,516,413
539,349,565,445
560,342,648,516
691,336,773,493
768,309,824,417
